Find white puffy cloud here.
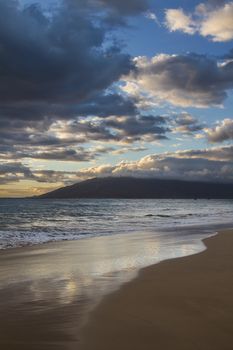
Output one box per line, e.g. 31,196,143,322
199,2,233,41
205,118,233,142
165,1,233,42
165,9,196,34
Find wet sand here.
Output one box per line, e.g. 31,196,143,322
81,229,233,350
0,229,233,349
0,230,201,350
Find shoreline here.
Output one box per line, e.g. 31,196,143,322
0,227,232,349
80,228,233,350
0,220,230,252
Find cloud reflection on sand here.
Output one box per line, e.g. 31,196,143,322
0,229,213,348
0,231,207,308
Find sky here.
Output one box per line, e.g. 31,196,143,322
0,0,233,197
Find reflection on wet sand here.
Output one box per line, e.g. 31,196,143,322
0,230,206,349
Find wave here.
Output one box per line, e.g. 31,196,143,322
0,198,232,250
145,213,194,218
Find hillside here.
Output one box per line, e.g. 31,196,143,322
37,177,233,199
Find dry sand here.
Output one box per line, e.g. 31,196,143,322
81,229,233,350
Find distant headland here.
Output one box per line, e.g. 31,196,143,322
36,177,233,199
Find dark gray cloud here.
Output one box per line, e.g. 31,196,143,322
0,0,232,186
112,146,148,155
0,161,77,185
13,149,95,162
1,145,114,162
1,106,230,164
176,145,233,161
0,0,147,163
0,0,134,120
98,0,149,15
206,0,227,8
0,118,62,149
0,93,137,122
56,0,150,29
0,113,170,162
67,93,137,118
172,112,205,133
0,162,31,176
58,114,169,144
103,115,169,142
0,162,34,184
130,53,233,107
224,48,233,59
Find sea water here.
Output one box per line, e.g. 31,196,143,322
0,198,232,250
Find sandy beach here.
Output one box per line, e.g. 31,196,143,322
81,229,233,350
0,229,233,349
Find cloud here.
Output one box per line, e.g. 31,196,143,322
0,160,78,185
102,115,169,143
12,148,96,162
165,9,196,34
0,93,137,122
1,109,230,164
52,114,169,144
174,145,233,161
207,0,227,6
205,118,233,142
0,162,34,184
172,112,205,133
111,147,148,155
0,0,154,163
73,145,233,183
145,11,160,25
0,114,170,162
97,0,149,15
224,48,233,59
0,0,134,121
1,146,233,188
199,2,233,42
122,53,233,107
1,145,115,162
165,1,233,42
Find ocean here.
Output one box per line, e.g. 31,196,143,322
0,198,233,250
